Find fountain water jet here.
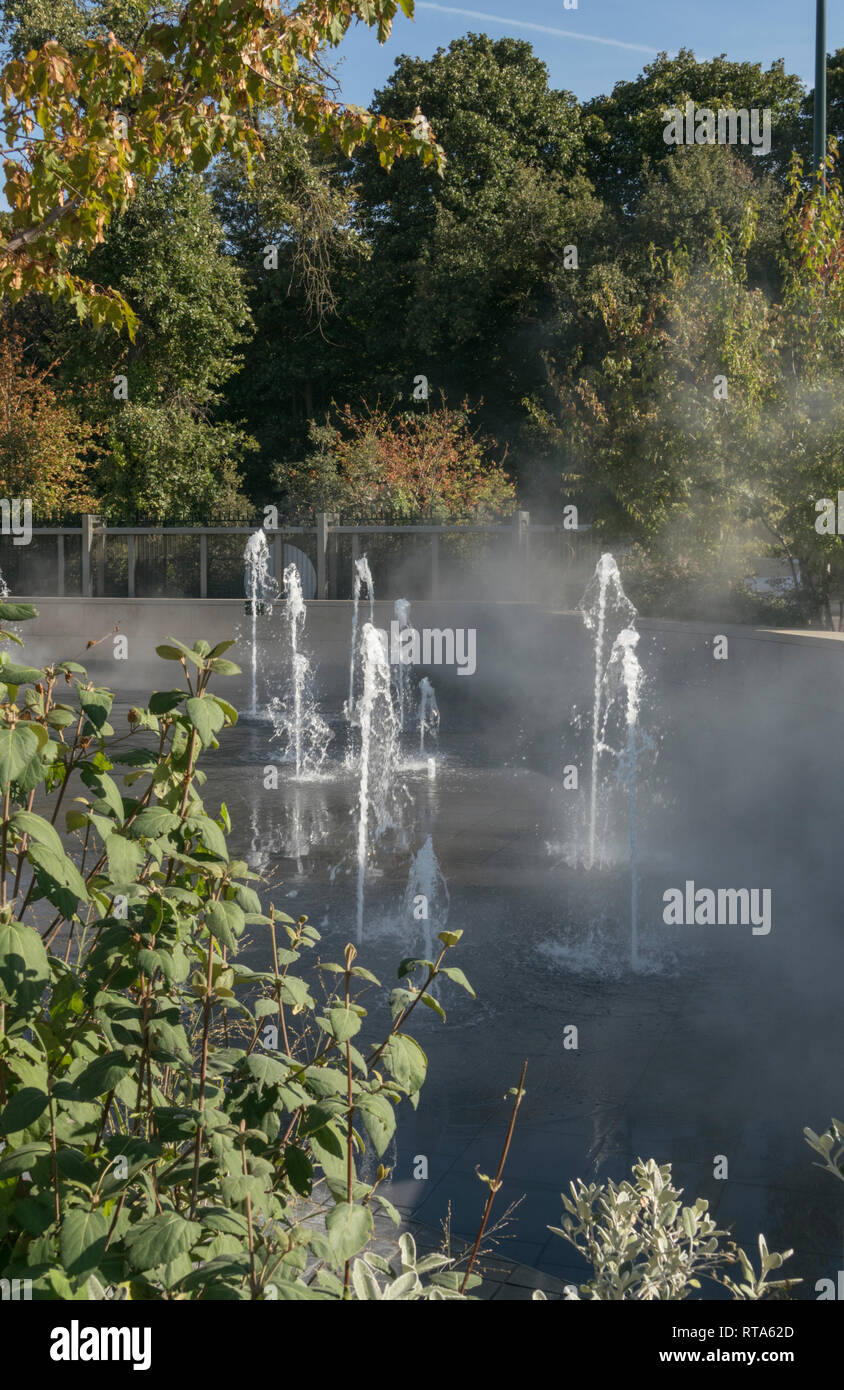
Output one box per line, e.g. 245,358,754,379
393,598,411,731
604,627,645,968
355,623,400,942
578,553,637,868
243,529,278,717
418,677,439,757
346,555,375,722
269,563,332,777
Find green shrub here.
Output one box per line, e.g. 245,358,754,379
0,607,476,1299
542,1158,799,1301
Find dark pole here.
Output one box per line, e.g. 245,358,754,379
814,0,827,182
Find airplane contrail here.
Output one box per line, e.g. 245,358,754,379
415,4,659,55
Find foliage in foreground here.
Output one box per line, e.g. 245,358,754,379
541,1159,799,1302
0,0,443,330
0,607,476,1298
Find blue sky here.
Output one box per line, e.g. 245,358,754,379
333,0,837,106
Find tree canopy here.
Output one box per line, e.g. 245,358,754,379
5,19,844,619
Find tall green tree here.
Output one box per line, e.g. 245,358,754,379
43,168,257,519
528,149,844,623
211,119,366,491
347,34,600,492
584,50,805,214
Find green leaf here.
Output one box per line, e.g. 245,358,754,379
326,1005,361,1043
356,1093,396,1157
285,1146,314,1197
0,660,44,684
131,806,180,839
383,1034,427,1095
420,992,446,1021
0,723,42,789
0,1141,50,1176
325,1202,374,1264
10,810,64,855
78,687,113,732
27,842,90,911
124,1213,202,1271
211,697,238,726
80,768,124,820
1,1086,49,1134
161,637,206,669
350,965,381,985
244,1052,289,1090
397,957,433,979
60,1209,109,1278
106,833,145,885
74,1051,134,1101
206,900,237,951
439,966,475,997
279,975,313,1009
185,814,227,860
308,1124,346,1180
0,603,37,622
185,696,225,747
0,919,50,1010
148,690,185,715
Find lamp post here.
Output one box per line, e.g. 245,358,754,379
814,0,827,184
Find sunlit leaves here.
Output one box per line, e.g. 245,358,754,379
0,1,444,328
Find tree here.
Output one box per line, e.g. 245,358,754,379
277,400,515,522
346,34,599,481
210,119,367,487
635,143,784,294
0,0,443,330
0,328,99,514
43,167,256,520
528,147,844,623
584,50,805,214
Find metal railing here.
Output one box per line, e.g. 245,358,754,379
0,513,598,603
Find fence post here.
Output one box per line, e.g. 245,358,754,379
431,532,440,599
98,521,106,596
317,512,330,598
81,515,95,597
127,533,136,598
513,510,530,600
199,532,208,598
328,512,339,598
56,533,65,598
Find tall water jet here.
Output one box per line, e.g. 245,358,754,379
243,528,278,717
355,623,399,942
578,553,637,868
269,563,332,776
605,628,645,968
418,677,439,757
346,555,375,722
393,598,411,731
402,836,449,961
